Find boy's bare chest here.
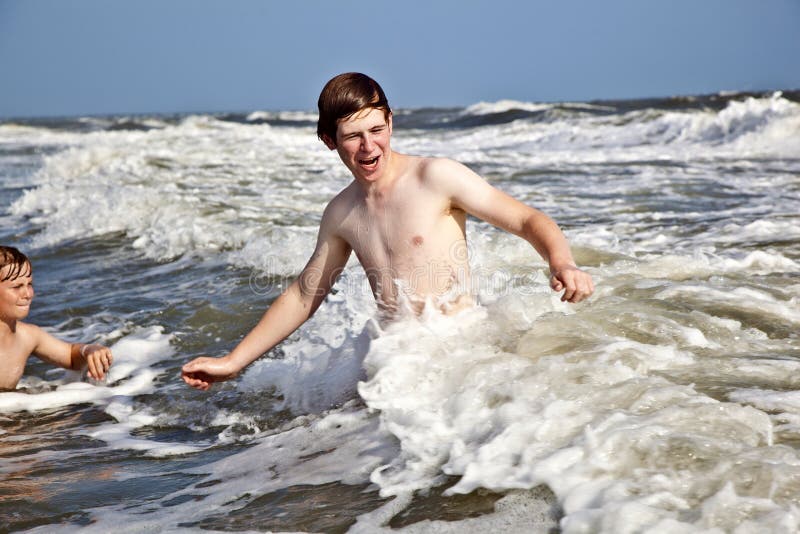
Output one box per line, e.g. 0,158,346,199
0,330,33,389
339,198,464,267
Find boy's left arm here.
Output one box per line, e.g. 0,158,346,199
429,158,594,303
29,325,113,380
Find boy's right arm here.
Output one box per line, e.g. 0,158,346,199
181,213,352,391
27,324,113,380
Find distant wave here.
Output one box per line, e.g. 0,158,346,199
4,90,798,260
3,89,797,134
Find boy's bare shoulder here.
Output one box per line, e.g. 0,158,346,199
318,183,363,240
416,156,471,192
419,156,470,179
0,321,40,357
324,182,358,218
418,155,459,172
15,321,44,347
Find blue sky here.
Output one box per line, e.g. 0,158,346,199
1,0,799,118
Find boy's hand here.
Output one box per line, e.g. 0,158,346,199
181,356,239,391
83,344,113,380
550,266,594,303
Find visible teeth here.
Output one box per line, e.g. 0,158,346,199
360,157,378,165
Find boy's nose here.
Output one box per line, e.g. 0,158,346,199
362,135,374,152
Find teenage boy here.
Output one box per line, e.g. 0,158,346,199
182,72,593,390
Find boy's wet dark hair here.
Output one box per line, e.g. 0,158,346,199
317,72,391,144
0,246,32,282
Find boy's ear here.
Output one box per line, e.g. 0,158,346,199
321,134,337,150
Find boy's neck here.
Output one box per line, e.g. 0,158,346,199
356,150,404,199
0,317,17,336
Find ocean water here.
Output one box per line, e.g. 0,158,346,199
1,90,799,533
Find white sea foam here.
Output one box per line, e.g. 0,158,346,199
715,220,800,244
238,271,375,413
461,99,554,116
229,225,320,277
85,398,202,457
8,93,799,271
0,326,172,413
347,291,800,531
620,249,800,283
402,93,800,170
8,118,340,260
246,109,317,122
656,284,800,325
3,93,800,532
461,99,618,118
350,489,559,533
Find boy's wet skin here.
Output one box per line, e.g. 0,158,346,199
322,118,475,316
182,73,594,391
0,246,114,390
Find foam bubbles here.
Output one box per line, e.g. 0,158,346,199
352,288,800,531
9,117,340,262
238,272,376,414
0,326,172,414
3,92,800,531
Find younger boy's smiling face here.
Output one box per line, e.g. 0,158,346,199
0,263,34,321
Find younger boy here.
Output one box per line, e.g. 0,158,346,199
182,72,594,390
0,246,113,391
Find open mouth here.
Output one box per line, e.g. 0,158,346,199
358,156,379,166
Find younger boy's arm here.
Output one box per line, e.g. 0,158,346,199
181,208,352,391
28,324,113,380
429,158,594,303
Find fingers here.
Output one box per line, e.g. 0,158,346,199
87,356,99,380
97,350,112,378
560,277,593,303
86,347,113,380
551,268,595,303
181,371,211,391
561,284,576,303
181,364,213,390
565,274,594,303
181,357,227,391
550,276,564,292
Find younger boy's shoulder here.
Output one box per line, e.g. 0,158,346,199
12,321,44,350
0,321,39,388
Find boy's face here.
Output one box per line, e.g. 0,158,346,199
0,263,34,321
328,107,393,182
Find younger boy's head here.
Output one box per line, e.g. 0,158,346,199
317,72,391,146
0,246,31,282
0,246,33,322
